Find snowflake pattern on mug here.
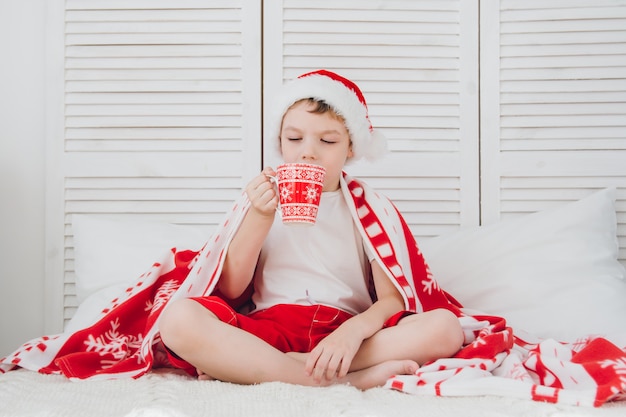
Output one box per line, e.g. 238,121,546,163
280,186,293,202
305,185,320,202
276,163,326,224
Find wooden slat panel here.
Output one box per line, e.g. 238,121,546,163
64,3,248,154
480,0,626,267
62,173,242,317
53,0,261,328
264,0,480,239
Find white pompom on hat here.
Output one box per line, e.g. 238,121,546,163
268,69,387,163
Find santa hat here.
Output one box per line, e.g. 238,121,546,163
268,69,387,163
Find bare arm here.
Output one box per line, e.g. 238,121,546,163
305,260,405,381
334,260,404,341
218,168,278,299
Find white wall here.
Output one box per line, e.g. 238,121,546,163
0,0,46,357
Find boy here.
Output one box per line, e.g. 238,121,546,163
159,70,464,389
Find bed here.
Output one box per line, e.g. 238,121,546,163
1,187,625,416
2,368,626,417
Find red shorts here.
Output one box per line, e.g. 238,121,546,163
165,296,412,374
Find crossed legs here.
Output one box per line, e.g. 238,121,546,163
159,298,463,389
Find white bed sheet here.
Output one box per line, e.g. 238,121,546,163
1,369,625,417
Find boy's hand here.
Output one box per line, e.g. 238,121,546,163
305,321,365,383
245,167,278,217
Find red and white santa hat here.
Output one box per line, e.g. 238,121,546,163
268,69,387,163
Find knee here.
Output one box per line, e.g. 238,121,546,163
430,308,464,355
159,298,200,350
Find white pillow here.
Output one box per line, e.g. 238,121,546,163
69,190,626,344
65,283,130,333
420,187,626,343
68,215,210,331
72,215,209,304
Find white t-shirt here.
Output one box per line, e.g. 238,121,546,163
251,190,374,315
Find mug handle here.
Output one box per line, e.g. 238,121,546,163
265,175,281,214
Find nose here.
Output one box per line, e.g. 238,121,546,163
300,138,316,161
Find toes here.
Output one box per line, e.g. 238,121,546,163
403,360,419,375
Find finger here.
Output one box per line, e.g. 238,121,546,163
255,181,274,200
262,190,278,210
323,352,343,381
245,180,262,200
325,354,344,381
307,348,327,382
249,174,272,192
247,179,276,207
304,349,321,376
313,363,327,383
312,352,333,383
262,166,276,177
337,355,351,379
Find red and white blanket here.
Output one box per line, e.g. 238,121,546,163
1,174,625,407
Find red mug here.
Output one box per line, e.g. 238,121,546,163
271,163,326,225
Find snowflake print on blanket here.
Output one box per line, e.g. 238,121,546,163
84,318,143,368
420,266,439,296
601,357,626,401
146,279,180,314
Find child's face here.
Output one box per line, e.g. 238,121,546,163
279,100,353,192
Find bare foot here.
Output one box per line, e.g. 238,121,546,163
341,360,418,390
196,368,216,381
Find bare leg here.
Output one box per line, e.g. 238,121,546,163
289,308,462,372
351,308,464,371
341,360,418,389
159,299,417,389
286,352,308,362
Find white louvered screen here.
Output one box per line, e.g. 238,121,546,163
480,0,626,266
263,0,480,241
43,0,626,332
45,0,262,331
